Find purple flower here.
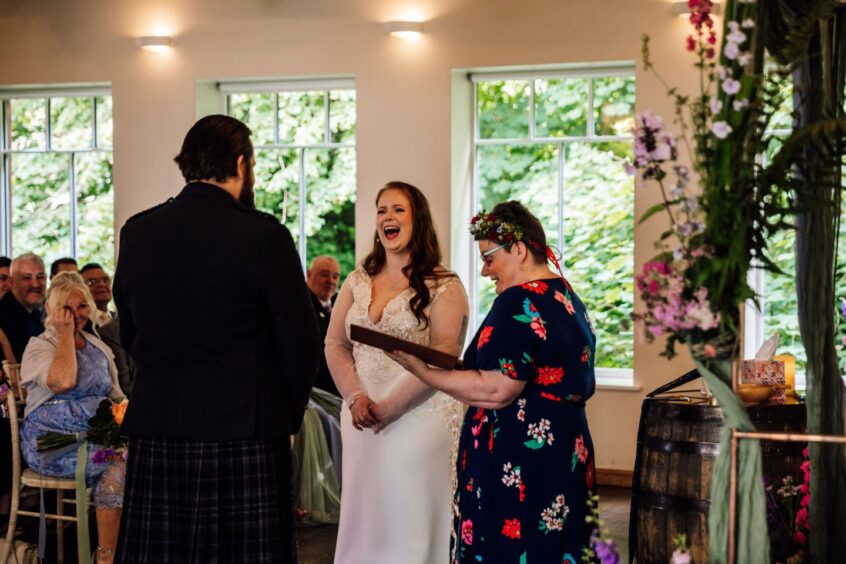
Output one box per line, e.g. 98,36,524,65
595,539,621,564
92,447,116,465
840,298,846,320
737,52,753,66
722,78,741,96
724,42,739,60
711,121,733,139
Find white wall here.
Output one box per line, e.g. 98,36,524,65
0,0,706,471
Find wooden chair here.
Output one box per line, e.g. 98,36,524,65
1,392,88,564
1,361,24,402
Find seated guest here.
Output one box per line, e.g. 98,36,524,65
293,255,343,525
0,256,11,299
19,272,125,563
81,263,114,328
50,257,78,280
97,315,136,399
306,255,341,397
0,253,47,361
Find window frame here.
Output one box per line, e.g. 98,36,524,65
219,78,356,269
0,84,113,261
467,66,637,387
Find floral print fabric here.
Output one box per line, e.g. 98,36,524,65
454,278,597,563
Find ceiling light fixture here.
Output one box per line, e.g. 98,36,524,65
383,21,424,40
135,35,174,52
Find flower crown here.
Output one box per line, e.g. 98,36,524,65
469,210,525,244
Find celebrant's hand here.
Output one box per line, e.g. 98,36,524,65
387,350,429,379
350,394,378,431
52,306,75,338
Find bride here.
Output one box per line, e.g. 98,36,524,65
325,181,468,563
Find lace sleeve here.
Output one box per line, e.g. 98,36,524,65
381,275,469,416
325,273,365,405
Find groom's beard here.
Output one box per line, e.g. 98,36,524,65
238,159,256,209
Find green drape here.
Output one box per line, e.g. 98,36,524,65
693,356,770,564
764,1,846,561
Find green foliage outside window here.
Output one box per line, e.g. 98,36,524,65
228,89,356,276
475,76,635,368
3,94,114,271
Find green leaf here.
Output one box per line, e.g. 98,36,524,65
637,202,669,225
523,439,545,450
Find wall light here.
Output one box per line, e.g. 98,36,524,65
383,21,424,40
135,35,174,52
672,1,722,16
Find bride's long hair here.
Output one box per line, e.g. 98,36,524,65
363,181,453,328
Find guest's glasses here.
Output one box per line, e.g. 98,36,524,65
85,276,111,287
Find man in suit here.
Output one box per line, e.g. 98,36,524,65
113,114,320,563
0,253,46,361
306,255,341,396
80,263,114,327
49,257,78,280
0,256,11,299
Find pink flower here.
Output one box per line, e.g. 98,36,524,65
793,531,806,545
686,36,696,51
704,344,717,358
461,519,473,545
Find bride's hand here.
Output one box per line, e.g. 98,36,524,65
350,394,378,431
387,350,429,379
371,400,400,434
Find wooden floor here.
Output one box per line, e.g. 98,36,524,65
298,485,633,564
8,486,632,563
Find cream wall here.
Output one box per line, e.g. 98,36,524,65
1,0,704,471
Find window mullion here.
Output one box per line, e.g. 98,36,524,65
528,80,536,140
558,142,565,252
45,97,52,151
298,147,307,268
1,100,9,255
70,152,78,259
274,93,280,146
92,96,98,150
324,91,331,143
587,78,595,138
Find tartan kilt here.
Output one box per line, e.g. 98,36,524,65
116,436,297,563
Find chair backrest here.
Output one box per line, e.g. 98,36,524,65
5,390,22,491
2,360,24,401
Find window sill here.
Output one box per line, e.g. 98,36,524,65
595,367,641,392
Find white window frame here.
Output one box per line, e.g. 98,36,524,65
466,66,638,388
744,125,807,390
0,84,112,260
219,78,355,268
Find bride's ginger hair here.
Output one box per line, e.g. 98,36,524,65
363,181,454,328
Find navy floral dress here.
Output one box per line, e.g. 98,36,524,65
454,278,596,564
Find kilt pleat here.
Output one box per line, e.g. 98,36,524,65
116,436,296,563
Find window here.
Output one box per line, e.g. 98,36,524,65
469,68,636,382
1,87,114,270
744,77,846,390
222,80,356,273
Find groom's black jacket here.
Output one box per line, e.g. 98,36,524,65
113,182,320,440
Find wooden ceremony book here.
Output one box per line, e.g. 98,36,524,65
349,324,459,370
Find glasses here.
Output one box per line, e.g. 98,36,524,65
85,276,111,287
481,243,508,258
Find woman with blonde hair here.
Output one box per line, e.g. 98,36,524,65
19,271,125,563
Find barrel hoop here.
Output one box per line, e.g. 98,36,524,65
643,437,720,456
636,490,711,513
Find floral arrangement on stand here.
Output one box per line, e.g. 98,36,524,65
37,398,129,461
629,0,845,562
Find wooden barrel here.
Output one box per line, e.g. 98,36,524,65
632,398,806,564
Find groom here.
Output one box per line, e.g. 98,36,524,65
113,115,320,563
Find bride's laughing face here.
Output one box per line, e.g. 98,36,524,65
376,189,413,254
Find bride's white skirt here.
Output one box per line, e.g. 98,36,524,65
334,401,454,564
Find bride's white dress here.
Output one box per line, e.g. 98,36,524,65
325,269,467,564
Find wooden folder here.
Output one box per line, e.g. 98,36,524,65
349,324,459,369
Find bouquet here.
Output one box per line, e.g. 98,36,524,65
37,398,128,461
